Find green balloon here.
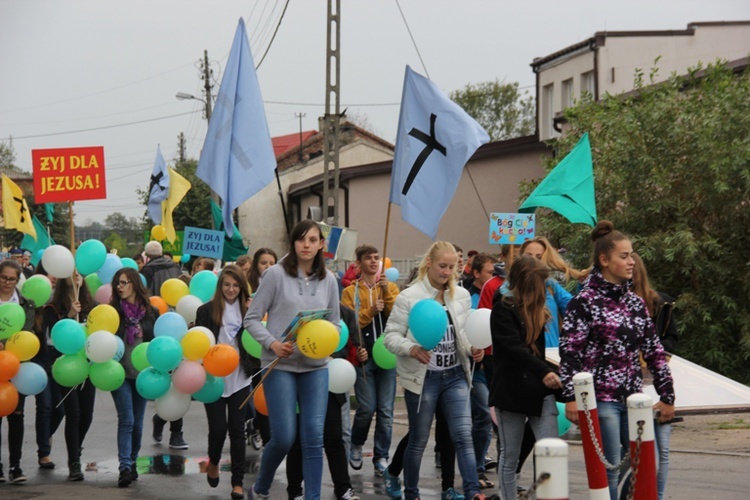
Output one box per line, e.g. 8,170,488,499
192,373,224,403
372,335,396,370
241,330,262,358
120,257,139,270
21,275,52,306
131,342,151,372
52,353,90,387
89,360,125,391
0,302,26,340
85,273,103,295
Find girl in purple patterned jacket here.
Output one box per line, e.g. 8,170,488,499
559,221,675,500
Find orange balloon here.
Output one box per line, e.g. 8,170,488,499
0,351,21,381
0,381,19,417
202,345,239,377
253,385,268,416
382,257,392,269
150,296,168,316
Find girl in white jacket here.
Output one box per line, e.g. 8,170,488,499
384,241,486,500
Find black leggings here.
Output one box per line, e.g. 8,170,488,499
0,394,26,468
204,386,250,487
59,380,96,463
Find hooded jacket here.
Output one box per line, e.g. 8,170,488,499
141,256,181,296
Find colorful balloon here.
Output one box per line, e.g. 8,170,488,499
84,273,103,295
85,331,118,363
42,245,75,278
5,330,40,361
372,335,396,370
203,345,239,377
0,381,19,417
0,351,21,381
151,225,167,241
96,254,123,285
160,278,189,307
175,295,203,324
147,336,183,372
51,319,87,355
408,299,448,351
21,275,52,305
113,335,125,362
94,283,113,304
189,271,218,302
464,308,492,349
120,257,139,270
335,320,350,352
86,304,120,334
149,296,168,316
253,385,268,416
89,360,125,391
131,342,150,371
296,319,339,360
11,361,48,396
384,266,400,282
192,373,224,403
154,311,188,341
154,384,191,421
182,329,211,361
75,240,107,275
328,358,356,393
0,303,25,340
240,330,262,358
557,402,572,436
136,367,171,400
190,326,216,347
52,353,90,387
172,360,207,394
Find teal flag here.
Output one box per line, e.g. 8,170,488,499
519,133,597,227
21,214,55,266
210,199,248,262
44,203,54,223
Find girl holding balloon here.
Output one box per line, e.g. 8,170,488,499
0,259,38,484
244,220,340,500
40,271,97,481
194,265,254,500
489,256,562,500
383,241,486,500
109,267,158,488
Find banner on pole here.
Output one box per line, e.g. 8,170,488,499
182,226,225,260
32,146,107,203
489,212,535,245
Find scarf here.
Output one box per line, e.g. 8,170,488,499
121,300,146,345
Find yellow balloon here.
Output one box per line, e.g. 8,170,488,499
181,329,211,361
160,278,189,307
151,225,167,241
296,319,339,360
5,331,40,361
86,304,120,334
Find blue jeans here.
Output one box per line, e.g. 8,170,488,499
351,359,396,461
654,421,671,500
496,395,558,499
470,378,492,471
253,368,328,500
403,366,480,500
111,378,147,471
597,401,629,500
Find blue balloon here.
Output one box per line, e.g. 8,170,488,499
385,267,400,282
192,374,225,403
51,319,87,355
135,367,171,400
97,254,123,285
113,335,125,362
154,312,189,341
335,319,350,352
146,336,183,372
76,240,108,276
12,362,48,396
408,299,448,351
189,271,219,303
139,273,147,286
120,257,139,270
181,254,191,263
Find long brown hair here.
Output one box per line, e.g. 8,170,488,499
109,267,151,313
209,265,250,328
248,247,278,292
503,256,551,354
50,273,95,318
281,220,327,281
631,254,659,317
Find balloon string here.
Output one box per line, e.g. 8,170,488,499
56,385,76,409
238,356,282,410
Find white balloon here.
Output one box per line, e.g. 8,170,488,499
85,330,119,363
41,245,75,278
464,308,492,349
155,384,192,421
328,358,357,394
188,326,216,347
175,294,203,324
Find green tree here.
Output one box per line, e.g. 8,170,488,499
450,80,535,141
522,61,750,382
103,232,128,254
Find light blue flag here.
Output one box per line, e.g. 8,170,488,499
196,19,276,237
147,144,169,223
389,66,490,239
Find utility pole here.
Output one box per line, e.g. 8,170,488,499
199,50,221,227
323,0,341,226
295,112,306,164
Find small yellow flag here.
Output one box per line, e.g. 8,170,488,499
2,174,37,241
161,168,191,243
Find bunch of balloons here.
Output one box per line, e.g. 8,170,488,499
0,324,47,416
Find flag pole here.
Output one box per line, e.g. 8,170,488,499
381,202,392,265
68,201,75,252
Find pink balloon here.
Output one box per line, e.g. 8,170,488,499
95,284,112,304
171,360,207,395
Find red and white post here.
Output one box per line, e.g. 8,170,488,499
573,372,609,500
626,393,658,499
534,438,568,500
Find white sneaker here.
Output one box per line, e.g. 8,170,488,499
374,458,388,477
349,444,363,470
340,488,360,500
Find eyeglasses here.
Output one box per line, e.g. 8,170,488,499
116,280,132,287
0,275,19,283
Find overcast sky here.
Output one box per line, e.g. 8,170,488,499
2,0,748,224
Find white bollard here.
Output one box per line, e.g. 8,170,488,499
626,393,658,500
573,372,609,500
535,438,568,500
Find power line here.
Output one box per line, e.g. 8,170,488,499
255,0,291,70
394,0,430,79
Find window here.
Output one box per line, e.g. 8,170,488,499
581,71,595,97
542,83,555,138
561,78,574,109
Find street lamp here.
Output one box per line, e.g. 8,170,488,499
175,92,211,121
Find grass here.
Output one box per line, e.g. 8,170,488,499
709,418,750,430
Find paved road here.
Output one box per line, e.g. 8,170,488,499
1,390,748,499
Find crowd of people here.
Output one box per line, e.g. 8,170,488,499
0,218,677,500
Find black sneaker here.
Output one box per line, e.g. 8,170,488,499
0,463,5,483
130,465,139,481
9,467,27,484
152,414,165,443
68,462,84,482
169,432,189,450
118,468,132,488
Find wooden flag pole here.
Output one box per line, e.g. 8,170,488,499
68,201,75,252
238,357,281,410
381,202,393,264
